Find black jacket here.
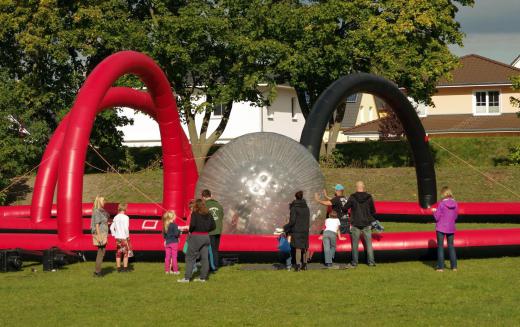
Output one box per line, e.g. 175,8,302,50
189,212,216,233
344,192,376,228
283,199,310,249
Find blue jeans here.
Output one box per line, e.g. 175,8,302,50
351,226,375,265
436,231,457,269
322,230,337,264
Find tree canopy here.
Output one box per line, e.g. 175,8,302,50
0,0,473,203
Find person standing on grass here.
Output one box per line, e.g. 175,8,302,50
344,181,376,268
283,191,310,272
202,189,224,272
315,184,350,234
318,210,346,268
178,199,216,283
91,196,109,277
162,211,181,275
431,186,459,272
110,203,131,273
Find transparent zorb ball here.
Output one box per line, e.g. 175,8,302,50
195,132,325,234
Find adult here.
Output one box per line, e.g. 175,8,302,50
431,186,458,272
344,181,376,268
178,199,216,283
91,196,109,277
202,189,224,271
283,191,310,271
315,184,349,234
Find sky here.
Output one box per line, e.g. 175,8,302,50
450,0,520,65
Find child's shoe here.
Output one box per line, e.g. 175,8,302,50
172,271,181,275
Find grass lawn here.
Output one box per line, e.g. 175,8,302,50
1,258,520,326
10,166,520,205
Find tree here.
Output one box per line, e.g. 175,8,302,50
0,1,141,204
265,0,473,154
147,0,285,171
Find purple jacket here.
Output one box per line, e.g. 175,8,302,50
434,198,458,233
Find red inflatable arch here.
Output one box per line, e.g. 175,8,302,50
33,51,197,242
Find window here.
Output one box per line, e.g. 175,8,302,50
291,97,297,121
346,93,358,103
213,103,225,117
474,91,500,115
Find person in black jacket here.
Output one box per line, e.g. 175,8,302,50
178,199,216,283
283,191,310,271
344,181,376,268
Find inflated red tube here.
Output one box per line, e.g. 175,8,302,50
31,87,158,224
0,217,186,232
56,51,193,242
2,229,520,252
375,201,520,216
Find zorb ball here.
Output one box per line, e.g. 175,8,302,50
196,132,325,234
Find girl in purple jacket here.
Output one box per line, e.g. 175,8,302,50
432,186,458,272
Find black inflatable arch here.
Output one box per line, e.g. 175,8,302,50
300,73,437,208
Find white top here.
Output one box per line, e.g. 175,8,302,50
110,213,130,239
324,218,341,233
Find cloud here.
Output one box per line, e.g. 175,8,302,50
456,0,520,34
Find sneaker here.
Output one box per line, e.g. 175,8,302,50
93,272,103,277
177,278,190,283
194,278,207,283
286,266,292,271
345,264,357,269
294,264,301,272
452,268,458,272
165,271,172,275
368,263,376,267
172,271,181,275
435,268,444,272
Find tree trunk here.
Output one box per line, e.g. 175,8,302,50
325,103,346,155
183,101,233,173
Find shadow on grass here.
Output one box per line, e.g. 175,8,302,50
4,177,32,205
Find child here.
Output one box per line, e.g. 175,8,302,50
163,211,181,275
110,203,131,273
431,186,459,272
319,210,346,268
275,228,292,271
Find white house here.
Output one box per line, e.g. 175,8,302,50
118,85,377,146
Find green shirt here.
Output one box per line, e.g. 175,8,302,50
206,199,224,235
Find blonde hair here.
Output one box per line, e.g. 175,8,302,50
118,203,127,212
93,196,105,210
162,211,176,233
440,186,453,198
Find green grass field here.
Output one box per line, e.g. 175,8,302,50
2,258,520,326
10,166,520,205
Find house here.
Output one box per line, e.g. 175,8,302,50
118,85,377,146
343,54,520,140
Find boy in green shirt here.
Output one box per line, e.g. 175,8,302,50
202,189,224,271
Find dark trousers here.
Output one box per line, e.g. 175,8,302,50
185,235,210,280
209,234,221,270
436,231,457,269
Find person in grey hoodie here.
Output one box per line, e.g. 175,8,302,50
432,186,459,272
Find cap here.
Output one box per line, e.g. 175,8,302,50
334,184,345,191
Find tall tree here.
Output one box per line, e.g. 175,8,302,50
266,0,473,155
148,0,284,171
